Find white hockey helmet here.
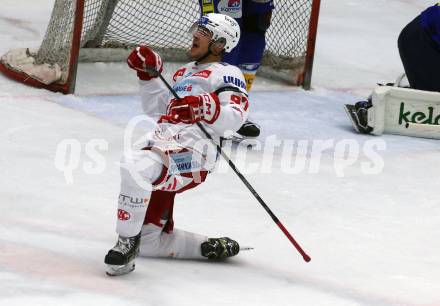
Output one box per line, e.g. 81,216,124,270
190,13,241,53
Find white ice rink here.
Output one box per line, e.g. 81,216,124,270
1,1,440,305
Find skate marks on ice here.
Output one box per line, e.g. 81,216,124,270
0,220,140,300
235,259,436,306
130,255,431,306
0,241,144,303
0,210,438,306
0,214,394,306
1,240,437,306
0,15,39,38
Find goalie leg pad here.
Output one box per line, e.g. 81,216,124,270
368,85,440,139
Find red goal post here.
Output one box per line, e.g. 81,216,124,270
0,0,321,94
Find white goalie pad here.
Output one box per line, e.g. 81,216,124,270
1,48,62,85
369,86,440,139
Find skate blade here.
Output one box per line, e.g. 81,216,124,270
344,104,361,133
106,261,135,276
240,246,254,251
231,136,258,148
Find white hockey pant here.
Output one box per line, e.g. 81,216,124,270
116,150,207,259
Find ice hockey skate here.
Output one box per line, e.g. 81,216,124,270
344,100,373,134
104,233,141,276
344,104,361,133
201,237,240,260
228,119,260,148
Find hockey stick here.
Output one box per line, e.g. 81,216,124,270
156,72,311,262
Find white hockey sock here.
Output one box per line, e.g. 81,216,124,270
139,223,207,259
116,150,163,237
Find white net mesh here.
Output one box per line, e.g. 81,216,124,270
21,0,318,89
35,0,77,82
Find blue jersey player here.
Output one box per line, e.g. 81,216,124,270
398,3,440,92
199,0,274,138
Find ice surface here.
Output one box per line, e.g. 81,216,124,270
1,1,440,306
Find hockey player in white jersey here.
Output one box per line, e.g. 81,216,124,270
104,13,249,276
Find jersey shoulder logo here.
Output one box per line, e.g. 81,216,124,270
223,75,246,90
173,68,186,82
192,70,212,79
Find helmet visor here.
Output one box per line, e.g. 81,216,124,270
189,22,213,38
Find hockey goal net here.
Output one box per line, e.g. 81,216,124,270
0,0,321,94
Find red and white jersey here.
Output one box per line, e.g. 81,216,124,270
138,61,249,171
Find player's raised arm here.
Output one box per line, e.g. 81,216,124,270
164,73,249,136
127,46,168,120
